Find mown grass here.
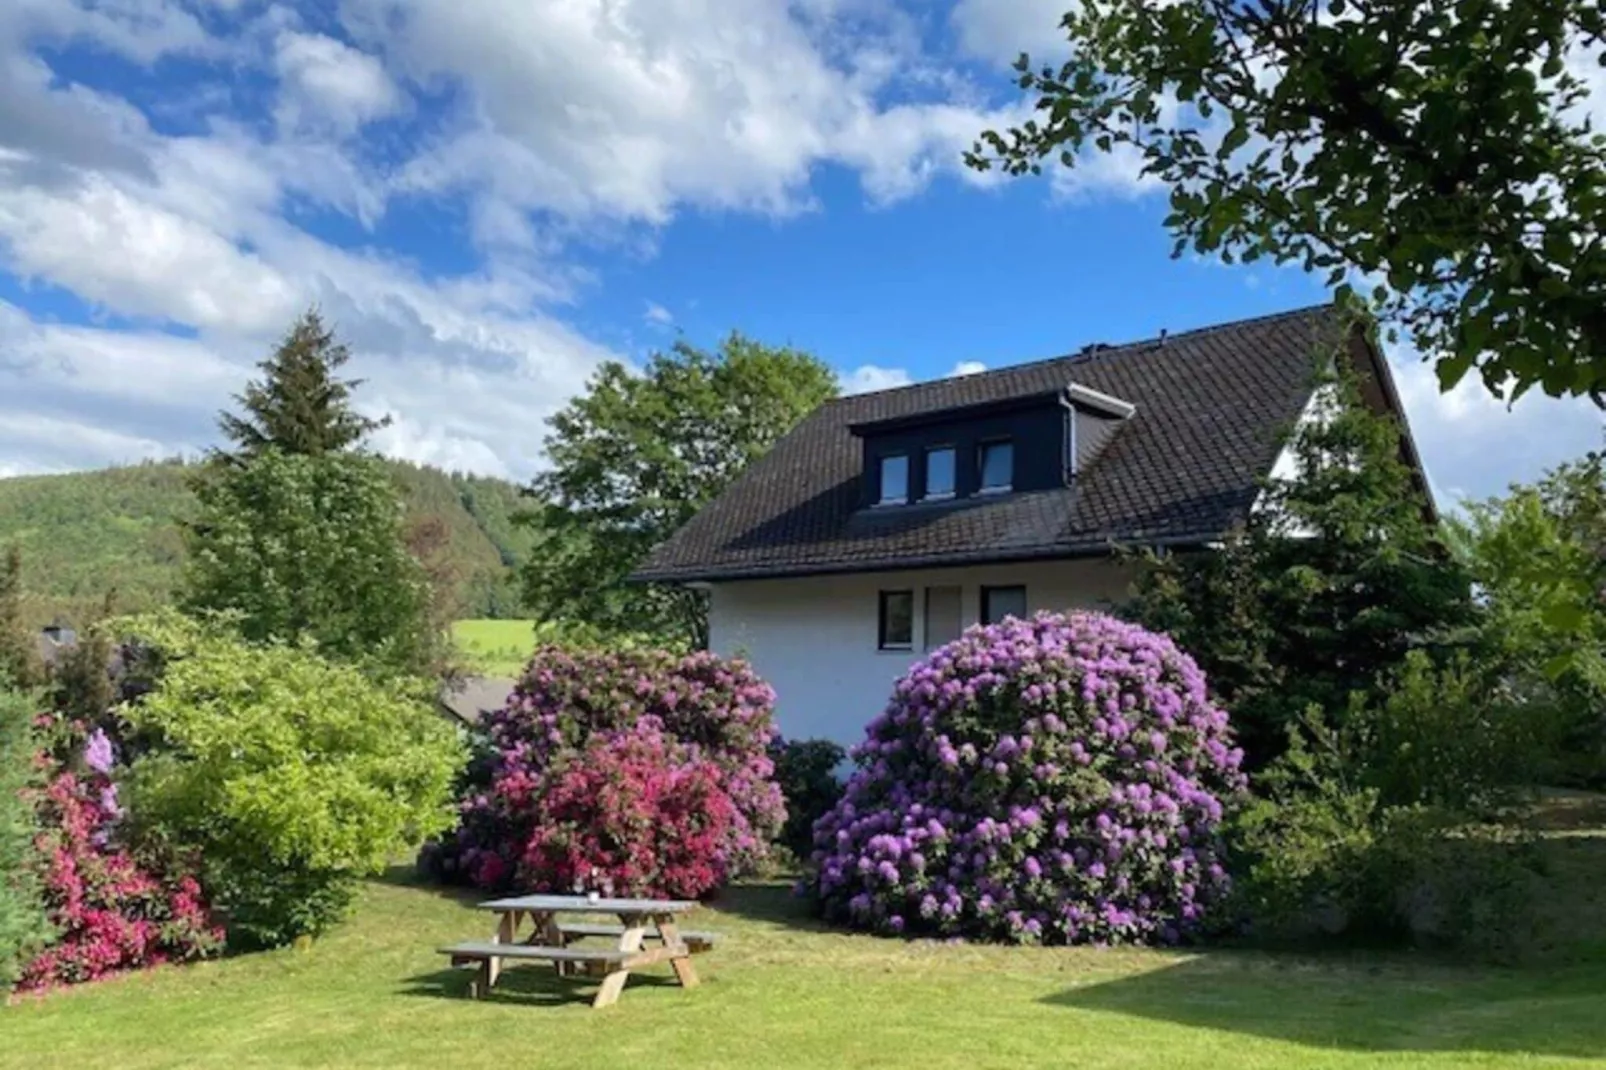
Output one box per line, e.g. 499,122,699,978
450,618,538,678
7,806,1606,1070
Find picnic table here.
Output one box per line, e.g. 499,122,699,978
438,894,720,1008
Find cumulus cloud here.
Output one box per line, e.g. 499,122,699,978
364,0,1023,230
274,31,404,136
0,0,1598,501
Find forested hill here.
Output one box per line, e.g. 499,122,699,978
0,458,539,627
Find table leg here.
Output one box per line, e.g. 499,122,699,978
484,909,517,990
592,913,647,1009
534,911,569,977
654,913,700,989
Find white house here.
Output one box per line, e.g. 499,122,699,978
633,304,1429,747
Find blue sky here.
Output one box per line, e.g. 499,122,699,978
0,0,1599,503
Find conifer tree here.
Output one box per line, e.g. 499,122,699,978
1123,338,1476,768
216,309,390,461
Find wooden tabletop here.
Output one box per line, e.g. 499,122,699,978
477,893,699,914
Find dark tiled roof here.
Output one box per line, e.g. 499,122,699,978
438,677,515,726
635,305,1350,582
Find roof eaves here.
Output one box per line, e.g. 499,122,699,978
630,528,1228,585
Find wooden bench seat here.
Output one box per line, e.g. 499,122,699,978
439,940,692,998
441,941,638,965
556,922,722,952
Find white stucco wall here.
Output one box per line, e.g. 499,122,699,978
707,557,1139,748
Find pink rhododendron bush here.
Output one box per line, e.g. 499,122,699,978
21,719,223,991
522,723,739,899
420,647,783,898
808,611,1247,946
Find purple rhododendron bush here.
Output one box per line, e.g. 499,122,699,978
420,646,784,896
808,611,1248,946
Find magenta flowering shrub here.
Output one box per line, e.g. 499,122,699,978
808,611,1247,946
21,724,223,991
422,646,783,893
522,721,739,899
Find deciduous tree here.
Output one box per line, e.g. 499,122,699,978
968,0,1606,403
524,334,838,647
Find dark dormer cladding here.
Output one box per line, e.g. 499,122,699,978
849,383,1136,509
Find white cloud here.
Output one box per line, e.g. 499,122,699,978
837,358,990,396
0,169,303,332
361,0,1022,231
839,364,913,394
274,31,403,136
0,0,1598,499
1386,342,1604,504
950,0,1070,64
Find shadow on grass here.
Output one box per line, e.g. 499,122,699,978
1041,954,1606,1058
705,879,838,932
400,963,680,1008
375,863,487,904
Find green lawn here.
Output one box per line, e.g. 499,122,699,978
451,619,539,678
6,851,1606,1070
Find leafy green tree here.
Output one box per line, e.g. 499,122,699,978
1123,359,1476,767
181,451,438,681
1451,446,1606,783
119,611,463,947
525,333,838,648
0,546,41,689
967,0,1606,402
217,308,390,462
0,679,51,990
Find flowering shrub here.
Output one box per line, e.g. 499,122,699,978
21,725,222,991
423,646,783,893
522,721,738,898
808,611,1247,946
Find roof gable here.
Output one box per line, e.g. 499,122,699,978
635,305,1356,582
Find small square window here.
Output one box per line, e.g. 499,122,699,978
979,440,1013,492
879,454,909,504
924,446,956,499
981,585,1027,625
878,590,914,650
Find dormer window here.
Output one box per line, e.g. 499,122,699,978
924,446,955,500
878,453,909,505
978,439,1013,493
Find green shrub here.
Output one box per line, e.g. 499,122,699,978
770,738,845,860
0,678,51,989
119,611,464,947
1357,651,1554,815
1231,710,1547,960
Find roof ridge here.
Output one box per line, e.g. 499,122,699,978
825,301,1337,405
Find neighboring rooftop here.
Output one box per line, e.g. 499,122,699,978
438,676,516,726
635,304,1412,583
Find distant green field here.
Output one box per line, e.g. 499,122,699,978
451,619,539,678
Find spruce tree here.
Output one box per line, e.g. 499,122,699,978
1123,357,1476,768
216,309,390,461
